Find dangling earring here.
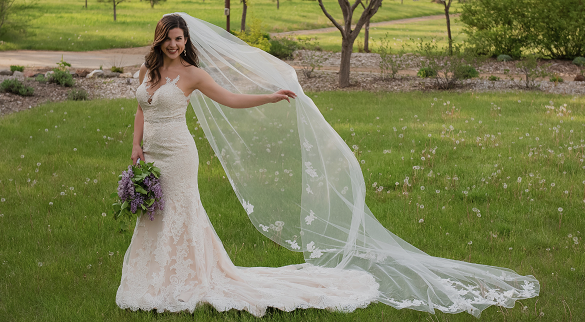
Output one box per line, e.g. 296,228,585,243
183,49,187,56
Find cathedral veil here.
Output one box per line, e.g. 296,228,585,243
173,12,540,317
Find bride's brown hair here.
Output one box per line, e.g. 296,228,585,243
145,14,199,87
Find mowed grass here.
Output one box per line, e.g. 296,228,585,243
0,0,456,51
306,16,466,53
1,91,584,321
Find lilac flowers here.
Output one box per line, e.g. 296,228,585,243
112,160,163,222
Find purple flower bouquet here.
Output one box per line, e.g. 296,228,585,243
111,160,164,222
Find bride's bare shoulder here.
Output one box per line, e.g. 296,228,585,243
181,65,208,86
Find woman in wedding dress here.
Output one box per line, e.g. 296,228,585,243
116,13,539,317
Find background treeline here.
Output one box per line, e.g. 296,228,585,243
460,0,585,59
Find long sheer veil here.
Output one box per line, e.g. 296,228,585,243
173,12,539,317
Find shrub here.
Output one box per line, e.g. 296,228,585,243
296,37,330,78
497,55,513,62
516,56,549,88
68,88,89,101
461,0,585,59
269,37,298,59
35,74,47,83
48,69,74,87
455,65,479,79
378,33,409,80
233,18,271,52
573,57,585,67
56,55,71,71
549,76,564,83
0,79,34,96
111,66,124,73
417,67,437,78
488,75,500,81
10,65,24,72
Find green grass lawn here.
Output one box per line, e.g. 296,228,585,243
1,91,584,321
0,0,457,51
305,16,465,53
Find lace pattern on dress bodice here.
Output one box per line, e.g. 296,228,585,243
136,72,190,124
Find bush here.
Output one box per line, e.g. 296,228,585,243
35,74,47,83
233,18,271,52
516,56,549,88
455,65,479,79
296,37,331,78
68,88,89,101
461,0,585,59
269,37,298,59
48,69,74,87
549,76,564,83
378,33,409,80
0,79,34,96
497,55,513,62
573,57,585,67
111,66,124,73
488,75,500,81
417,67,437,78
10,65,24,72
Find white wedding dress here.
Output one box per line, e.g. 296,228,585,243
115,73,380,316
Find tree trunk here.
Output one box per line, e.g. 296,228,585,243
444,1,452,55
113,0,117,21
339,37,353,87
277,0,279,9
85,0,87,8
150,0,154,8
364,18,370,53
241,0,247,32
225,0,230,32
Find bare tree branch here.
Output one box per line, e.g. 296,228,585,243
317,0,344,33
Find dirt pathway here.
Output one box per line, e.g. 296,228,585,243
269,14,449,37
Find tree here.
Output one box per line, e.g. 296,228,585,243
149,0,166,8
318,0,383,87
240,0,247,31
112,0,124,21
438,0,453,55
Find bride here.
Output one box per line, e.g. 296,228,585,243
116,13,539,317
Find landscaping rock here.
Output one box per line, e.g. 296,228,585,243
45,71,54,78
119,72,133,78
24,71,36,78
76,69,90,78
12,71,25,79
102,71,120,78
133,71,140,79
0,70,13,76
575,74,585,82
86,70,104,78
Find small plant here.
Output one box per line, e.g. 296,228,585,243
572,57,585,67
111,66,124,73
497,54,513,62
455,65,479,79
56,55,71,71
0,79,34,96
35,74,48,83
516,55,549,88
48,69,74,87
417,67,437,78
297,37,331,78
488,75,500,81
68,88,89,101
269,37,298,59
10,65,24,72
549,75,564,83
378,33,409,80
234,18,271,52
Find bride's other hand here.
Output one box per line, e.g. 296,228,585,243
268,89,297,103
131,145,145,165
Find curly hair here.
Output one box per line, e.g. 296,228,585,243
144,14,199,87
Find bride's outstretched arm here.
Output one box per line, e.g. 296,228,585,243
193,68,297,108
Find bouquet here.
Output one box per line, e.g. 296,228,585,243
111,159,164,223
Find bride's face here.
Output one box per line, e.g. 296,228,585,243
161,27,187,60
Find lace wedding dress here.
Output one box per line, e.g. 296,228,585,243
115,73,380,316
